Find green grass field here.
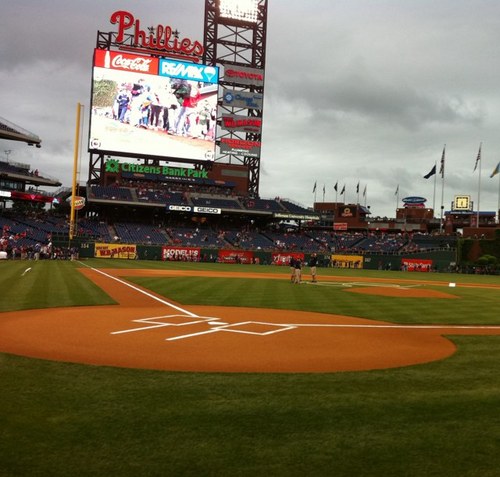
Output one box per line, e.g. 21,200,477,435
1,259,499,476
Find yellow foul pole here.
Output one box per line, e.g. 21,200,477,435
69,102,82,241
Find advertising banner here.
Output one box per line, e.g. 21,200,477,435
223,65,264,87
220,138,261,158
331,254,363,269
402,258,433,272
272,252,305,266
222,89,263,110
333,223,348,231
159,59,219,83
95,243,137,259
218,250,254,264
221,114,262,133
162,246,201,261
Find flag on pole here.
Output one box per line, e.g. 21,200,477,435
312,181,317,193
491,161,500,178
340,185,345,195
394,185,399,196
473,144,481,172
334,181,338,192
423,165,436,179
356,181,360,193
439,146,445,178
363,185,367,197
323,184,326,194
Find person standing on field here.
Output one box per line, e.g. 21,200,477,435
309,253,318,283
289,256,296,283
293,258,302,284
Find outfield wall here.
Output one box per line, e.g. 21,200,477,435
76,242,457,271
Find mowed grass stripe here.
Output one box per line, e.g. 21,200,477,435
0,261,116,312
127,276,500,325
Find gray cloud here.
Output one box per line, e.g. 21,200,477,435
1,0,499,218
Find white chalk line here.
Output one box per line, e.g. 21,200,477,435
306,281,421,289
78,261,198,318
78,262,500,342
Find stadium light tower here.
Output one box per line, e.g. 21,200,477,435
204,0,267,197
218,0,260,23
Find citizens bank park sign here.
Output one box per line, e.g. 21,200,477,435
105,159,209,179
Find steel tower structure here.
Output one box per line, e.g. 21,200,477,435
203,0,268,197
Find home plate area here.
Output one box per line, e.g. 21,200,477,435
112,314,296,341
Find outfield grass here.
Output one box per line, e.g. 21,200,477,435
0,259,499,476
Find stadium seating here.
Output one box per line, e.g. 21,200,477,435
113,222,167,244
166,226,228,248
223,229,275,249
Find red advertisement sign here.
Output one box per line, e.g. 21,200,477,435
272,252,305,266
219,138,261,158
162,247,201,261
224,65,264,86
221,114,262,133
333,223,348,231
401,258,433,272
94,49,158,75
218,250,254,264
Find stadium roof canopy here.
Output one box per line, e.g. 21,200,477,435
0,115,41,147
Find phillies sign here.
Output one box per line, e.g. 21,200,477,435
109,10,204,62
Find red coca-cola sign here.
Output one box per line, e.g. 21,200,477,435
94,49,158,75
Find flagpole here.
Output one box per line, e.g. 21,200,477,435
439,145,446,234
322,185,325,202
476,143,482,228
395,185,399,215
432,161,437,214
497,172,500,224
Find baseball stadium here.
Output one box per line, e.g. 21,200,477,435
1,1,500,476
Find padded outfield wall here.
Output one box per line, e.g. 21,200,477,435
76,242,457,272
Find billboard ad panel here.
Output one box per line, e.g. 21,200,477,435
162,246,201,261
272,252,305,266
402,258,433,272
218,250,254,264
223,65,264,87
220,138,261,158
221,114,262,133
222,89,263,110
94,243,137,259
89,49,218,162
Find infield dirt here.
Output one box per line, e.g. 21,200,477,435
0,268,499,373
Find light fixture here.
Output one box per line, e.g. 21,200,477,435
219,0,259,23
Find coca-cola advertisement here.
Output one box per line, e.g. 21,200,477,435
89,49,218,163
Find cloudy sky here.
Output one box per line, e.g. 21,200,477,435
1,0,500,219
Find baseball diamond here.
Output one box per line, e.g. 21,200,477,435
1,265,499,373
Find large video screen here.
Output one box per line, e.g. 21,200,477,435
89,49,219,162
